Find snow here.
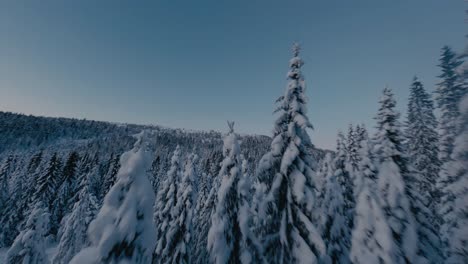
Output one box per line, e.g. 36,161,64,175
70,131,156,264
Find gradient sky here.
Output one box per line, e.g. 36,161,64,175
0,0,465,149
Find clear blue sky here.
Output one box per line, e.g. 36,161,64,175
0,0,465,149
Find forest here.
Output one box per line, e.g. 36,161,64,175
0,43,467,264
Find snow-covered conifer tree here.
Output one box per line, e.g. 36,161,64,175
208,121,249,264
154,145,182,263
405,77,443,263
436,46,465,163
53,172,99,264
70,131,156,264
238,156,262,264
315,153,333,231
373,87,417,263
315,153,333,197
34,152,62,236
162,153,196,264
350,139,393,263
443,95,468,263
102,153,120,199
346,124,360,172
333,132,355,232
254,44,324,264
436,46,467,257
321,149,350,264
53,151,80,237
193,173,220,264
6,202,50,264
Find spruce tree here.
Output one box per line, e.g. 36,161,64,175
321,142,350,263
350,138,393,263
34,153,61,210
54,151,80,238
71,131,156,264
208,122,254,264
238,156,262,264
193,173,220,264
436,46,467,256
6,202,50,264
34,152,62,236
333,132,355,234
154,145,182,263
163,153,196,264
444,95,468,263
53,173,99,264
102,153,120,197
314,153,332,200
254,44,324,264
405,77,443,263
435,46,465,163
346,124,360,172
315,153,333,233
373,87,417,263
0,155,15,246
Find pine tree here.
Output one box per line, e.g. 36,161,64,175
444,95,468,263
350,139,393,263
0,155,15,247
6,202,50,264
254,44,325,264
315,153,333,232
102,153,120,197
193,173,220,264
208,122,253,264
346,124,360,172
154,145,183,263
70,131,156,264
373,87,417,263
321,142,350,264
53,173,99,264
435,46,465,163
436,46,467,257
54,151,80,238
238,156,262,264
334,132,355,234
405,77,443,263
34,153,61,210
163,153,196,264
34,152,62,236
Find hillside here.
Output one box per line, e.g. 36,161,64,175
0,110,326,249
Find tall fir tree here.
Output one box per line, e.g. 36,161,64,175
435,46,465,163
350,138,393,263
405,77,443,263
321,141,350,264
193,172,220,264
34,152,62,236
154,145,182,263
315,153,333,232
0,155,17,247
208,122,255,264
238,156,262,264
53,172,99,264
254,44,325,264
436,46,467,257
6,202,50,264
71,131,156,264
444,95,468,263
54,151,80,238
346,124,360,172
163,153,196,264
373,87,418,263
333,132,355,235
102,153,120,199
